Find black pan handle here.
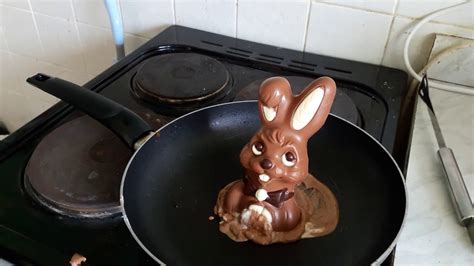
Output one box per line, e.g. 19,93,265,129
27,73,152,149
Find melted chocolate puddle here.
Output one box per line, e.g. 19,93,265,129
215,174,339,245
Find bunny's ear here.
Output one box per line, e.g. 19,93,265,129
290,77,336,137
258,77,292,126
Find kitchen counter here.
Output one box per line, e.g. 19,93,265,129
394,87,473,265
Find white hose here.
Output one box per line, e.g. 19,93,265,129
403,0,474,95
104,0,125,60
401,43,473,116
408,43,474,96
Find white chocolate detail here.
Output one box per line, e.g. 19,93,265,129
241,204,273,224
255,188,268,201
241,208,251,223
249,204,264,214
259,173,270,182
301,222,325,238
252,144,262,155
291,87,324,130
262,106,276,121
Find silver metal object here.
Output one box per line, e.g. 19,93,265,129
468,219,474,245
418,74,474,244
133,131,156,151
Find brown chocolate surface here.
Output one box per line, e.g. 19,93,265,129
215,76,339,244
214,174,339,245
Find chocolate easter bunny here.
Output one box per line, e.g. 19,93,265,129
215,76,339,244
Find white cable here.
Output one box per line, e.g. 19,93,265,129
409,43,474,96
403,0,474,95
400,43,473,116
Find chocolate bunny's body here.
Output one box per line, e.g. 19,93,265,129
215,76,339,244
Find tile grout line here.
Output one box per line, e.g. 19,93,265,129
0,2,471,32
2,48,19,111
235,0,239,38
313,1,394,16
71,19,151,41
7,50,93,79
302,0,312,52
26,0,46,60
380,0,400,65
8,5,69,22
0,3,153,36
69,0,88,77
0,17,22,102
306,1,474,30
123,32,151,40
0,27,12,53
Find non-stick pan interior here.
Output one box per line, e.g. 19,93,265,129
122,102,406,266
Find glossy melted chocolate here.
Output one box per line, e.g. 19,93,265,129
215,174,339,244
214,76,340,244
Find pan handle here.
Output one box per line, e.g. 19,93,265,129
27,73,152,149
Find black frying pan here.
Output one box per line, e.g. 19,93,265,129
27,74,407,266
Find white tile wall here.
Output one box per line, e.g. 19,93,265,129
0,0,473,133
381,16,474,71
30,0,75,21
72,0,111,29
0,83,2,119
0,5,44,59
0,52,35,130
175,0,236,37
0,27,8,50
2,90,32,130
124,33,150,54
237,0,311,51
77,23,116,75
9,53,70,101
0,51,18,94
34,13,85,71
0,0,30,10
396,0,474,28
120,0,174,38
305,2,393,64
316,0,398,14
427,34,474,87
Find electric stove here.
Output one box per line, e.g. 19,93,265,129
0,25,410,265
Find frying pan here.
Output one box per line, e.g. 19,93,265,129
27,73,407,266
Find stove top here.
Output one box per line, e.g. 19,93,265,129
132,53,232,106
0,26,409,265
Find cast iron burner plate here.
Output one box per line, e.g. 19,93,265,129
24,116,131,217
132,53,231,104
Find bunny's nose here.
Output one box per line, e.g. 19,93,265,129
260,159,273,169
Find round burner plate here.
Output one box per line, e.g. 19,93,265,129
25,116,132,218
133,53,230,104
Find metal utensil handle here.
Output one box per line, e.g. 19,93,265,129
418,75,446,147
418,74,474,226
438,147,474,225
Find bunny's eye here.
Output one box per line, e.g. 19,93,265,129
282,152,296,167
252,142,264,156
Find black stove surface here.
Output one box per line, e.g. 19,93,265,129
0,26,408,265
132,53,232,105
